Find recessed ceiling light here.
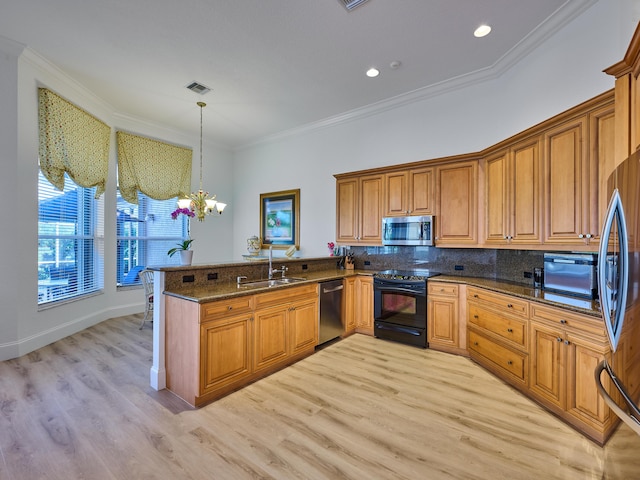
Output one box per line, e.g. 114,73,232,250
366,67,380,78
474,25,492,38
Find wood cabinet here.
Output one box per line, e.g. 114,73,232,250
165,284,318,407
543,116,600,247
384,167,434,217
343,276,357,334
355,276,374,335
435,160,478,245
427,282,464,354
336,174,384,244
484,137,542,246
529,303,616,443
467,287,529,389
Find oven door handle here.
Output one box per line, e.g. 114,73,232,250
375,286,426,296
375,323,422,336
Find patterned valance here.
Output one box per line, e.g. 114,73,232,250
116,131,192,204
38,88,111,198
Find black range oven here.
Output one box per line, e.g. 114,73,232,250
373,269,440,348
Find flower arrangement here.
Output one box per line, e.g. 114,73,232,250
167,239,194,257
327,241,338,256
171,207,195,220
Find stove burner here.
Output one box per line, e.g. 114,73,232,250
374,269,440,281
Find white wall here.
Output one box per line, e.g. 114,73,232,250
0,43,234,361
231,0,638,259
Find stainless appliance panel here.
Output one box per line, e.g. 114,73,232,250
543,252,598,298
318,279,344,345
382,215,434,246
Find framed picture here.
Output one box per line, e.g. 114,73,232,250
260,189,300,249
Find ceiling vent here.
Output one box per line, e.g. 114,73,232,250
339,0,370,11
186,81,211,95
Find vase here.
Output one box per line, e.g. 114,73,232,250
246,235,261,256
179,250,193,265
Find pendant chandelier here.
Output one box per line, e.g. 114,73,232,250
177,101,226,221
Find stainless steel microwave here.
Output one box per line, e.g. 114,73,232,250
382,215,434,246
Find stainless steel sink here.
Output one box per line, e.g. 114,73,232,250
237,277,307,288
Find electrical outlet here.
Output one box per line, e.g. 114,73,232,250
524,271,532,279
302,264,308,270
182,275,195,283
364,261,371,266
454,265,464,271
207,273,218,280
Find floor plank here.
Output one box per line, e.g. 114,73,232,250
1,313,639,479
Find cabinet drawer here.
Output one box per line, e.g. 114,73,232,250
467,287,529,318
530,303,604,337
468,304,527,349
428,282,459,297
254,284,318,309
201,296,254,323
468,328,528,384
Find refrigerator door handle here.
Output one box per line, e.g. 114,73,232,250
595,360,640,436
597,188,629,353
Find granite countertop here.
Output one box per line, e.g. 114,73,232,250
164,269,373,303
433,275,601,318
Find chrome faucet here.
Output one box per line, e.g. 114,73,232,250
268,246,274,279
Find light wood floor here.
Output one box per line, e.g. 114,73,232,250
1,314,639,479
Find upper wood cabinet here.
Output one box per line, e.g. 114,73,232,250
384,167,434,217
435,160,478,245
484,137,542,246
543,116,596,246
336,174,384,245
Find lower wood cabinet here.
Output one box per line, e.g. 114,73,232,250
355,276,374,335
427,282,465,355
343,276,358,334
165,283,319,407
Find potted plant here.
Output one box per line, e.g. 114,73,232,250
168,239,194,265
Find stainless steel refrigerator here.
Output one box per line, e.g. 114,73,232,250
596,149,640,436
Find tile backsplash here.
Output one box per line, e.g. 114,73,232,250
345,246,546,286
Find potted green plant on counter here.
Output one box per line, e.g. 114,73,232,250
168,239,194,265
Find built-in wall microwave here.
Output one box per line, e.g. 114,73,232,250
382,215,434,246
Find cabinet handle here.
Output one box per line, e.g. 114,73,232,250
228,306,233,311
473,294,479,298
564,340,570,345
586,233,592,239
578,234,584,239
473,315,479,319
557,337,562,342
560,319,567,324
507,328,513,333
507,304,513,308
507,360,513,365
474,341,479,346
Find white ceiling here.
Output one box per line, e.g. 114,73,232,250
1,0,596,148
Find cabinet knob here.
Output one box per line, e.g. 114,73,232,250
507,360,513,365
586,233,592,239
507,328,513,333
228,306,233,311
507,304,513,308
578,234,584,239
473,294,479,298
560,319,567,324
557,337,562,342
473,315,479,319
564,340,570,345
474,341,479,346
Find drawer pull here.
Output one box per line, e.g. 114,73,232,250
228,306,233,311
564,340,570,345
507,360,513,365
557,337,562,342
474,341,479,346
473,294,479,298
473,315,479,319
507,304,513,308
507,328,513,333
560,319,567,324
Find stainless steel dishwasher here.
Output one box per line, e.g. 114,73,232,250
319,279,344,345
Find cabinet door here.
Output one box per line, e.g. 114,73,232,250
427,296,458,347
565,333,611,429
200,314,252,395
356,276,374,335
289,297,319,356
253,305,288,372
529,320,565,408
343,277,357,333
336,178,358,243
511,138,542,244
484,150,509,244
589,102,615,246
409,167,434,215
384,171,408,217
544,118,589,245
436,161,478,245
359,174,384,243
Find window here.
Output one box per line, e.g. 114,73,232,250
38,171,104,305
116,190,189,286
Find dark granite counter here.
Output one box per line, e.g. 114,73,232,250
432,275,601,318
164,269,372,303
